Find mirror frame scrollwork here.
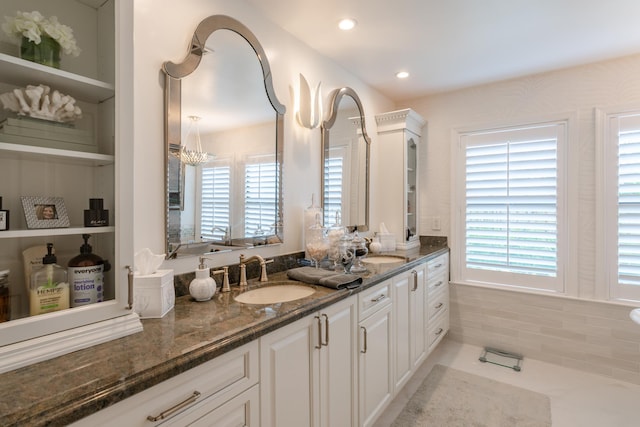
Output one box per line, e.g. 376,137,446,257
162,15,286,259
321,87,371,232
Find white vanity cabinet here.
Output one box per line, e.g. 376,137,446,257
375,109,426,250
392,264,427,393
260,295,358,427
0,0,141,373
70,341,260,427
357,280,393,427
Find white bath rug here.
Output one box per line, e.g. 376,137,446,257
391,364,552,426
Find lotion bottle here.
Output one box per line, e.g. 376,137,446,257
68,234,111,307
30,243,69,316
189,257,216,301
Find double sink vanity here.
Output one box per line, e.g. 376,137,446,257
0,8,443,427
0,243,448,426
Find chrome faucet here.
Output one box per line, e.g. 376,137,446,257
212,226,231,245
238,254,273,287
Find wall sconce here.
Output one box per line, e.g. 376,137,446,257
296,74,322,129
177,115,210,166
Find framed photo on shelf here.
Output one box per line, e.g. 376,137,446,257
21,196,70,229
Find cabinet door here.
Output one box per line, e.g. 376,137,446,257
392,265,427,393
260,315,315,427
320,296,358,427
358,303,393,427
410,265,427,370
392,271,412,391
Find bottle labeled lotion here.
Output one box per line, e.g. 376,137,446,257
68,234,110,307
30,243,69,316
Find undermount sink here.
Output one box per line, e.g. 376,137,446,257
361,255,406,264
234,282,315,305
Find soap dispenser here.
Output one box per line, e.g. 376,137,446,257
30,243,69,316
68,234,110,307
189,257,217,301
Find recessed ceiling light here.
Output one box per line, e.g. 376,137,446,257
338,18,357,31
396,71,410,79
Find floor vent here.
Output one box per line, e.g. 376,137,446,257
479,347,523,371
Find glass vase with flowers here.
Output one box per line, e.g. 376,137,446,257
2,11,81,69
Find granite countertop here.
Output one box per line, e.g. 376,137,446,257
0,244,448,426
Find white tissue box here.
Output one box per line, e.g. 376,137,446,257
133,269,175,319
379,234,396,252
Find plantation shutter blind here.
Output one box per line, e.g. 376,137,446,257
616,114,640,290
244,155,277,238
461,123,565,292
200,162,231,241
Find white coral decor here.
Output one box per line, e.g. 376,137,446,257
2,11,81,56
0,84,82,123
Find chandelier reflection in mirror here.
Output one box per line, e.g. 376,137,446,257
176,115,210,166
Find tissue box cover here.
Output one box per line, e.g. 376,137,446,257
133,269,175,319
379,234,396,252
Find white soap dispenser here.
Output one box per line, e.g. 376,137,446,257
189,257,217,301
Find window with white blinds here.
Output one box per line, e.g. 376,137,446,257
244,155,277,238
457,122,567,292
603,111,640,302
200,161,231,241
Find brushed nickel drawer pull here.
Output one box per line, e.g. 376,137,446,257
315,315,322,349
361,326,367,353
434,281,443,287
147,391,201,422
126,265,134,310
322,313,329,346
411,270,418,292
371,294,385,303
435,302,444,309
434,328,444,336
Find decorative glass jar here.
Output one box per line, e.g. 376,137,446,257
350,231,368,273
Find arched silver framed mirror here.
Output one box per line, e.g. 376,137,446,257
321,87,370,232
163,15,286,258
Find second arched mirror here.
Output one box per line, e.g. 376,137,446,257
321,87,370,231
163,15,285,258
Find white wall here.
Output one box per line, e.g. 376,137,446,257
131,0,394,273
401,54,640,384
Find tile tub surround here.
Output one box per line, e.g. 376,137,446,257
0,244,448,427
449,283,640,385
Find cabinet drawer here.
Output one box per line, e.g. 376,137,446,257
188,383,259,427
426,286,448,321
358,280,392,320
71,340,259,427
426,253,448,278
427,310,449,350
427,270,447,295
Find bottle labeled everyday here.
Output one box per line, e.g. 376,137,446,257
30,243,69,316
68,234,110,307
